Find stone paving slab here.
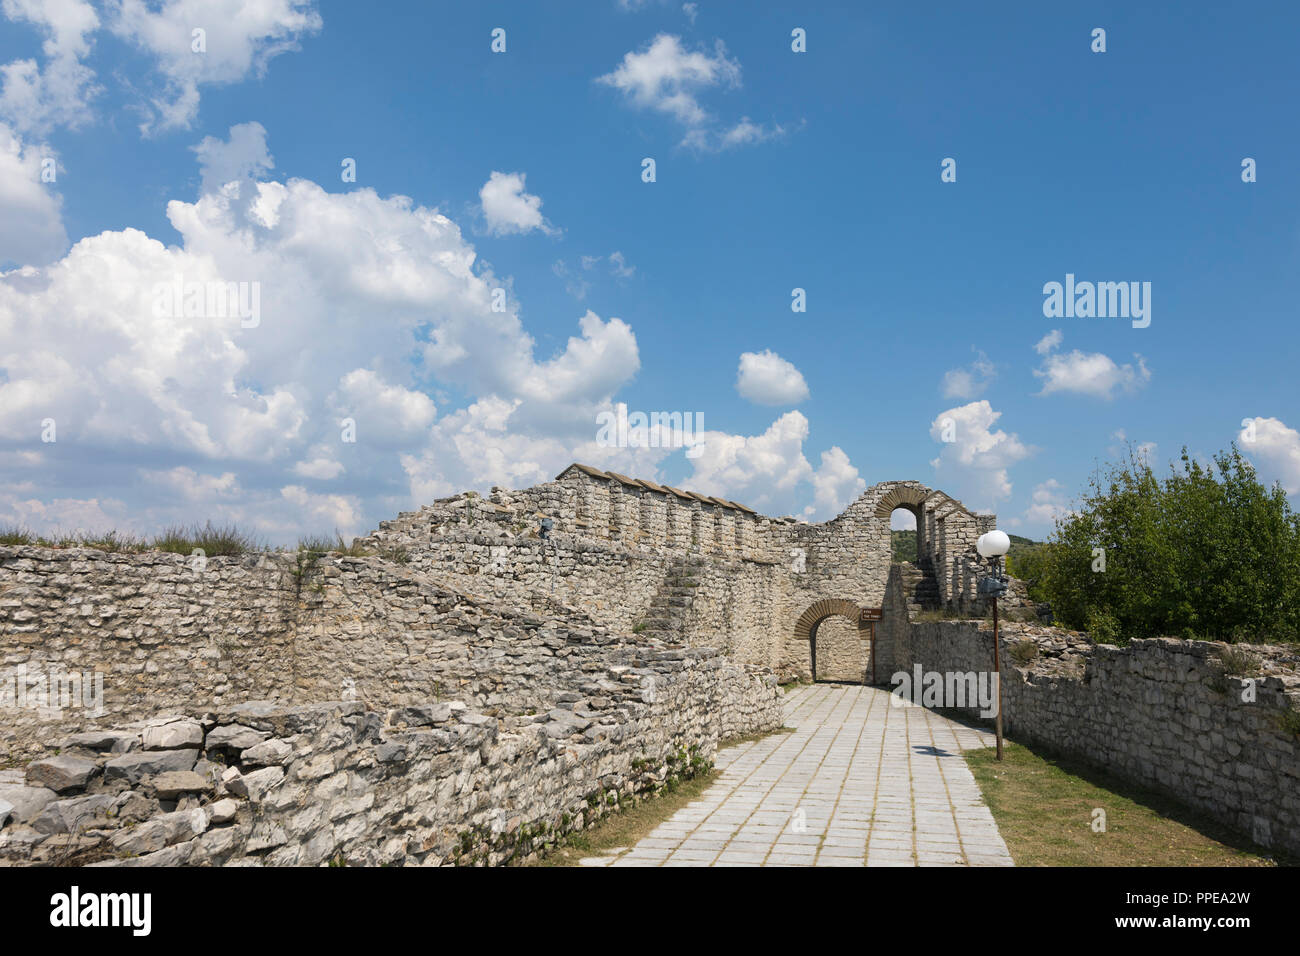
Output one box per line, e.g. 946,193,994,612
586,684,1015,868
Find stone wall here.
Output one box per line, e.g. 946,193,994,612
892,614,1300,858
0,547,298,757
811,617,870,683
0,544,774,762
0,645,783,867
358,466,996,681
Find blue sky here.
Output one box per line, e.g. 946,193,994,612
1,1,1298,543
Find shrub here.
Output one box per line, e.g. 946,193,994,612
297,532,370,557
1040,444,1300,644
1006,543,1050,603
153,522,261,556
0,525,35,546
1214,646,1261,676
1085,608,1123,646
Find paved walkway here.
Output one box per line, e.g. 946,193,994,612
581,683,1015,867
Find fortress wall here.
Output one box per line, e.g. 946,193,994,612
897,618,1300,858
0,547,299,759
0,469,998,763
358,473,996,683
1,544,781,761
0,646,783,867
288,559,648,716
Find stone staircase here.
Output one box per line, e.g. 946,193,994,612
637,556,705,641
897,557,941,614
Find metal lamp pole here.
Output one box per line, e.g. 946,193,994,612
990,555,1003,761
976,531,1011,762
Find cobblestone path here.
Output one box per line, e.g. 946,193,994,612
580,683,1015,867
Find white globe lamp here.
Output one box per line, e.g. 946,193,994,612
977,530,1011,559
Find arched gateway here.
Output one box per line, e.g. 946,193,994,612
793,599,879,685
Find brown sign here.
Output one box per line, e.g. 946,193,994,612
860,607,883,622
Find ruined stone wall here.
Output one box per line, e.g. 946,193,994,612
0,645,783,867
356,471,992,682
895,617,1300,858
0,544,778,762
0,547,299,758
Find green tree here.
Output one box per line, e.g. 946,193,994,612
1040,444,1300,644
1006,543,1050,603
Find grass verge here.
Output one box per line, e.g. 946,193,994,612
531,725,796,867
965,741,1287,866
526,770,718,866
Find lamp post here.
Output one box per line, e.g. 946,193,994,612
976,530,1011,761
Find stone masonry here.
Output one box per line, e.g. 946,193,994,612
5,464,1294,864
358,464,1001,682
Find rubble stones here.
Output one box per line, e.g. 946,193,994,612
25,756,98,794
104,749,199,785
150,771,212,799
205,724,269,754
142,720,204,751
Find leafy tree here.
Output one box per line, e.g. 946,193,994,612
891,529,917,562
1006,542,1050,603
1040,444,1300,644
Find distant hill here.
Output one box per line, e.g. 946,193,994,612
891,530,918,562
1007,533,1041,562
891,530,1040,564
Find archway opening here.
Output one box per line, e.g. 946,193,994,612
794,599,874,685
809,615,870,684
889,505,923,564
874,485,930,565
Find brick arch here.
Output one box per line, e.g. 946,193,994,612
873,485,929,519
795,599,873,684
793,598,866,642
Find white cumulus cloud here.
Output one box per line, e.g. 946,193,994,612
1241,416,1300,495
110,0,322,132
679,410,862,519
929,400,1032,508
735,349,809,406
192,120,274,194
1033,332,1150,399
479,170,558,237
0,0,101,134
940,349,995,400
598,33,783,151
0,121,67,265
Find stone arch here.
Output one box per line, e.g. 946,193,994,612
793,598,864,642
794,599,873,683
873,486,928,518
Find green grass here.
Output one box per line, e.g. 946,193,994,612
527,770,718,867
152,522,263,556
296,532,371,557
0,523,398,560
0,522,262,555
966,741,1286,866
